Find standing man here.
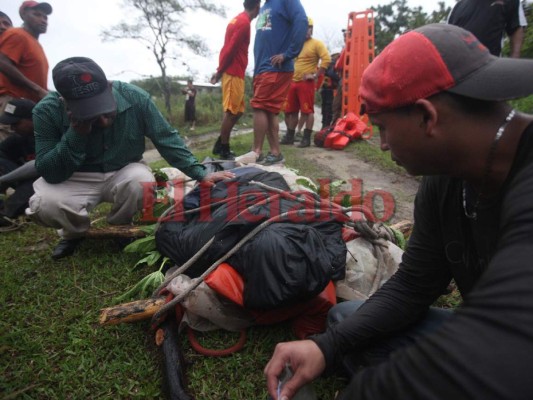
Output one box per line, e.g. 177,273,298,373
251,0,308,165
210,0,261,160
448,0,527,57
181,79,197,131
27,57,234,259
0,1,51,140
265,23,533,399
280,17,331,148
320,50,341,129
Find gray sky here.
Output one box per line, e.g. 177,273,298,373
1,0,455,88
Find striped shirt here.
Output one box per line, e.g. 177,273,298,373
33,81,206,184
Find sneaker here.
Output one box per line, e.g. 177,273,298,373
262,152,284,166
256,153,265,163
212,136,222,155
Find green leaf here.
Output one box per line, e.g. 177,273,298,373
295,178,318,193
114,270,165,302
123,235,156,254
132,250,162,270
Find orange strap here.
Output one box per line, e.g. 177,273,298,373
186,327,246,357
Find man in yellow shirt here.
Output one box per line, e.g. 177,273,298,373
281,18,331,148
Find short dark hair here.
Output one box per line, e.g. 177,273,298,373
244,0,260,11
0,11,12,25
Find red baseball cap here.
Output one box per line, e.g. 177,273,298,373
19,1,53,18
360,23,533,114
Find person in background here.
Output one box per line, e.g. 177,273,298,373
0,1,51,141
265,23,533,400
181,79,197,131
27,57,234,259
250,0,308,165
280,17,330,148
331,29,347,123
0,98,37,228
448,0,527,58
0,11,13,35
210,0,261,161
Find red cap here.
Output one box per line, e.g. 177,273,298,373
19,1,53,18
360,23,533,114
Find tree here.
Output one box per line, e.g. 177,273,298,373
371,0,451,54
101,0,226,116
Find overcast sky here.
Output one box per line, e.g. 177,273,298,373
2,0,455,89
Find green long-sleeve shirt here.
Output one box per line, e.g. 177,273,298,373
33,81,206,184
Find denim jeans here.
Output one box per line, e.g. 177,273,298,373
327,300,454,374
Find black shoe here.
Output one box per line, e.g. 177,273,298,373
219,149,236,160
52,238,84,260
212,136,222,155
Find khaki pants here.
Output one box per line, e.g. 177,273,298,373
26,162,155,239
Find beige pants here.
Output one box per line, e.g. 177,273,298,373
27,162,155,239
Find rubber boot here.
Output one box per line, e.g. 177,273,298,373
297,129,312,148
280,128,295,145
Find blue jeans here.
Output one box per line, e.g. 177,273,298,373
327,300,453,374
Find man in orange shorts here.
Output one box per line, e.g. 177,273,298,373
250,0,308,165
281,18,331,148
210,0,261,160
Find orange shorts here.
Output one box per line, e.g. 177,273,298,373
250,71,293,114
221,73,245,115
284,80,315,114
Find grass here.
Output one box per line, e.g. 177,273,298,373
0,133,349,400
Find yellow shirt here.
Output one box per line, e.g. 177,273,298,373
293,38,331,82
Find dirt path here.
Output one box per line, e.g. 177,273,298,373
144,109,419,224
292,145,419,223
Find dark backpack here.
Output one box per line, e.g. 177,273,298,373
314,125,335,147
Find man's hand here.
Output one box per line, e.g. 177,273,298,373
210,72,221,85
201,170,236,186
270,54,285,68
264,340,326,400
69,115,96,135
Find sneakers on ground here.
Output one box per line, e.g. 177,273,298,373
256,153,265,163
261,152,284,166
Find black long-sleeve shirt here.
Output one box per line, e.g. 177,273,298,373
312,122,533,399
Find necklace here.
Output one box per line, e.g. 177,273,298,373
462,108,516,220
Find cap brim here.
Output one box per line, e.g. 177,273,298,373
66,85,116,120
0,114,20,124
448,57,533,101
35,3,53,14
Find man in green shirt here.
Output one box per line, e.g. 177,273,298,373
27,57,234,259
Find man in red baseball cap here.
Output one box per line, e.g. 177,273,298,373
0,0,52,139
265,23,533,400
19,1,53,18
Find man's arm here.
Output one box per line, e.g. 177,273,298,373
0,53,48,99
509,26,525,58
33,95,91,183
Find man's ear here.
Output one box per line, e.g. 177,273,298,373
414,98,438,136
